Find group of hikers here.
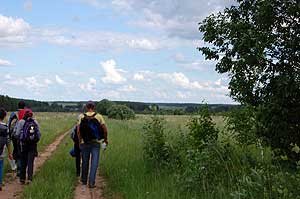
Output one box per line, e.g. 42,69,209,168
0,100,108,191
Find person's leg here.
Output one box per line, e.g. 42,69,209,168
0,159,3,189
20,150,28,183
81,144,90,184
89,142,100,187
12,139,21,176
75,144,81,176
27,149,35,181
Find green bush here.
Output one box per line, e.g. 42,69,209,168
107,105,135,120
225,106,257,146
187,106,219,150
96,99,115,115
142,117,172,168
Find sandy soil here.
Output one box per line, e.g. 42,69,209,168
74,166,106,199
1,131,70,199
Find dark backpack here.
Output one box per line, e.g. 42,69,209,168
79,113,104,143
8,112,18,139
70,125,79,143
20,118,41,144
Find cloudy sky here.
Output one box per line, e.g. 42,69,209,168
0,0,235,103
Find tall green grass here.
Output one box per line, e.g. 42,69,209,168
101,115,226,199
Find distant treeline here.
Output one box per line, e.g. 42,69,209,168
0,95,238,114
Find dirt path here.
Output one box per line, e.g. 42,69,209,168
74,165,106,199
1,130,70,199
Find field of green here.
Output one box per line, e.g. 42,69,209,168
101,115,227,199
3,112,299,199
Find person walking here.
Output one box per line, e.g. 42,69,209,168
70,125,81,177
77,101,108,188
8,101,26,176
15,109,41,184
0,108,13,191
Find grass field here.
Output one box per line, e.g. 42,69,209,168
2,113,295,198
101,114,227,199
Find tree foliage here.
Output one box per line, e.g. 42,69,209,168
96,99,114,115
199,0,300,162
107,104,135,120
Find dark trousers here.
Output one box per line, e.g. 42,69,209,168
74,143,81,176
12,138,21,174
20,146,36,181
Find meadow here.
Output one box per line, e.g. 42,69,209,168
3,112,299,199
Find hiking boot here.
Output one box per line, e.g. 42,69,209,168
81,181,87,185
20,179,25,185
26,180,32,185
88,184,96,188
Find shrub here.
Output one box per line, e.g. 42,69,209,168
96,99,115,115
225,106,257,146
107,105,135,120
142,117,172,168
187,106,218,150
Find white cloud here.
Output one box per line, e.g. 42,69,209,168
158,72,206,90
55,75,67,85
101,59,126,84
115,0,235,40
0,14,31,47
158,72,229,94
43,30,175,51
71,0,108,8
132,70,154,81
133,73,144,81
173,53,216,71
79,77,97,92
119,85,137,92
4,74,12,79
0,58,14,66
127,38,161,50
44,79,53,85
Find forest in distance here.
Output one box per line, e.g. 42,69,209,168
0,94,238,114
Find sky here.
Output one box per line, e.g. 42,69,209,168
0,0,236,103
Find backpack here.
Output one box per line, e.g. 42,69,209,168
70,125,78,142
79,113,104,143
8,112,18,139
20,118,41,144
0,123,8,137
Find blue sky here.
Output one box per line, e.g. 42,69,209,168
0,0,235,103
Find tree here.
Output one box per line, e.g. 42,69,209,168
96,99,114,115
199,0,300,162
107,105,135,120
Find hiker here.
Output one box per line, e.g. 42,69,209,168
8,101,26,176
77,100,108,188
15,109,41,184
0,108,13,191
70,125,81,176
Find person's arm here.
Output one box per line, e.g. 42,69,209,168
6,129,13,160
77,114,82,145
102,124,108,144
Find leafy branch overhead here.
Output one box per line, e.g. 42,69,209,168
199,0,300,163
